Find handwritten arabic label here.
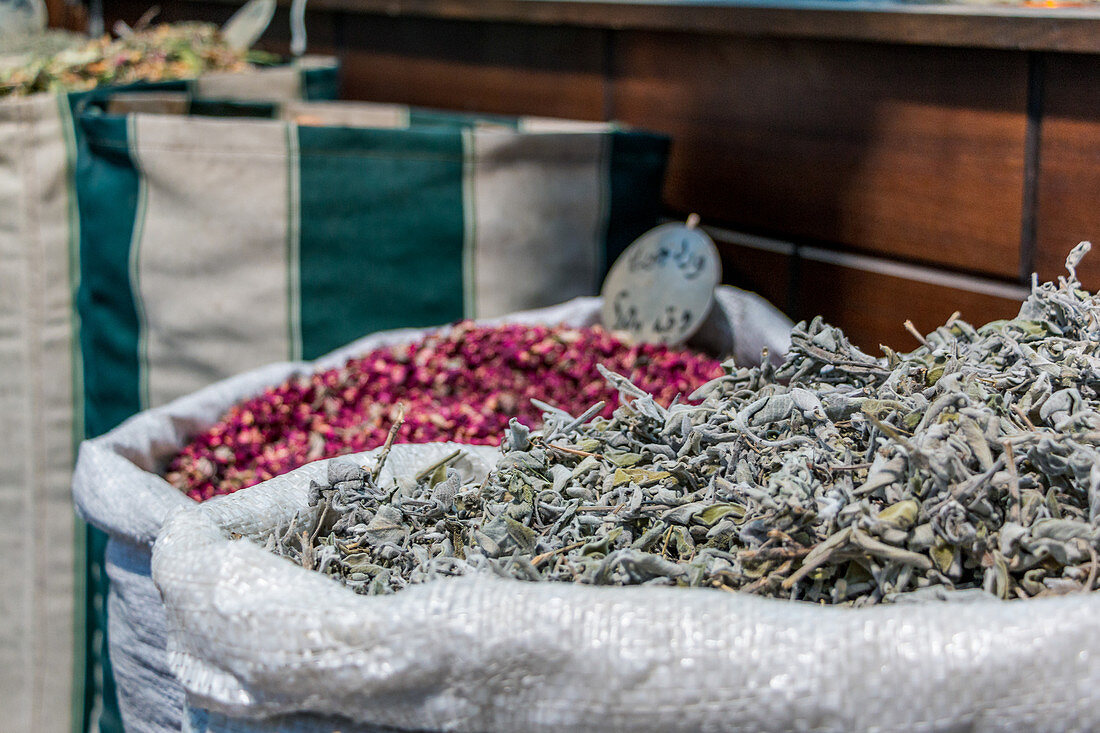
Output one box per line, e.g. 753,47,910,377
600,219,721,345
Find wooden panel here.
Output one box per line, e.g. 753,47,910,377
611,32,1028,279
1035,53,1100,292
713,238,792,317
45,0,85,31
338,15,607,120
797,257,1025,353
178,0,1100,55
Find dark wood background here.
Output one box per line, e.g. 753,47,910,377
94,0,1100,354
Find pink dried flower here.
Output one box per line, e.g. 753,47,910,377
165,323,724,502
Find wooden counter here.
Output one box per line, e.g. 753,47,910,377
104,0,1100,351
121,0,1100,53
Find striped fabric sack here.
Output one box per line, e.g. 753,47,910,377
75,98,668,439
72,97,667,732
0,58,338,733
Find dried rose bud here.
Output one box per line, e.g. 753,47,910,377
165,322,723,501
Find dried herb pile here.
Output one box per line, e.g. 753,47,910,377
273,244,1100,605
0,23,254,98
168,322,722,501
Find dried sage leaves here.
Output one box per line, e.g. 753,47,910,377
270,243,1100,606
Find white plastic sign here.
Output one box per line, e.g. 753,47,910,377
600,215,722,345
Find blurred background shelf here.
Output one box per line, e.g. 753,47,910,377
102,0,1100,53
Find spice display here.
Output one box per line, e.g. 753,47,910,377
272,244,1100,604
0,23,256,98
166,322,724,501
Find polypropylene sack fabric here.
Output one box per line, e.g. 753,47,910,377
0,57,339,733
71,290,791,733
153,448,1100,733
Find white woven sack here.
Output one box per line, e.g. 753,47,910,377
153,446,1100,733
0,58,339,733
72,288,792,733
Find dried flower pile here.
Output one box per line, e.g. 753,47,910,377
273,244,1100,605
0,23,254,98
166,322,723,501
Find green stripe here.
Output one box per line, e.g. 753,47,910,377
75,114,144,436
74,111,140,733
55,91,88,733
297,125,467,358
301,64,340,103
69,516,87,733
286,123,303,361
460,128,477,318
409,109,517,129
57,93,85,457
603,131,671,281
187,99,277,118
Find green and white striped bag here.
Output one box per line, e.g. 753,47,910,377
74,97,667,732
73,97,666,731
75,99,668,432
0,58,338,733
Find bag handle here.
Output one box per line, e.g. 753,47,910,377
291,0,309,57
